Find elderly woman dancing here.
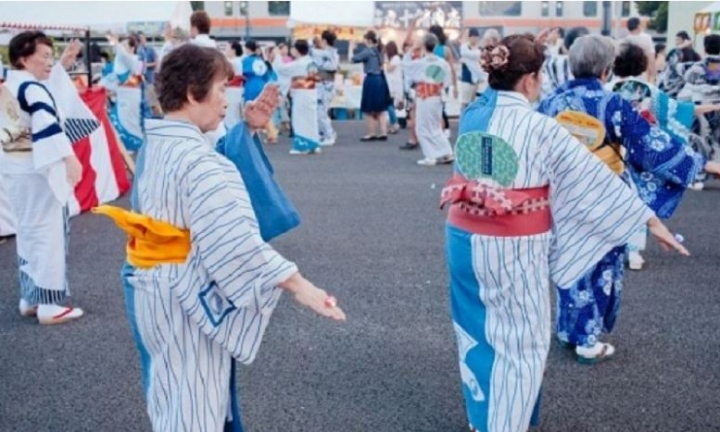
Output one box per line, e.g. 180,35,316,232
538,34,720,364
94,44,345,432
443,34,686,432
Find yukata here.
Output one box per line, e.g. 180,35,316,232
311,46,339,145
94,119,298,432
405,55,454,161
0,65,77,306
274,55,321,154
540,51,571,102
444,89,654,432
103,45,148,152
459,42,483,105
681,56,720,163
609,76,704,255
224,57,245,130
538,78,705,349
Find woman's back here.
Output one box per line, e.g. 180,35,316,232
459,90,553,190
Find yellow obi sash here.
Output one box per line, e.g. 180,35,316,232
555,111,625,175
92,205,191,269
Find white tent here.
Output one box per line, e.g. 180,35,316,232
0,1,192,35
699,1,720,12
287,1,375,28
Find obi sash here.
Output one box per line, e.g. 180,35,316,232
92,205,191,269
0,87,32,153
555,111,625,175
416,82,443,99
122,75,143,88
318,70,336,82
228,75,245,87
440,174,551,237
291,75,319,90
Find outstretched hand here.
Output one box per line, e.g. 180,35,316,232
243,84,280,129
648,217,689,256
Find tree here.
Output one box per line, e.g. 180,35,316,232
635,1,668,33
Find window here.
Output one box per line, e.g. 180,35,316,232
583,1,597,17
555,1,564,17
224,1,233,16
268,1,290,16
478,1,522,16
621,1,631,17
541,1,549,17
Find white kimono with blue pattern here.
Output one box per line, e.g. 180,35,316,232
122,119,298,432
447,89,654,432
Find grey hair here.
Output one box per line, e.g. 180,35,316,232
568,34,616,79
423,33,439,52
482,29,501,46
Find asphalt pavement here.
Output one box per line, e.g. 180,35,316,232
1,121,719,432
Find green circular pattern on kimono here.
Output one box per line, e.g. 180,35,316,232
455,132,519,187
425,64,446,83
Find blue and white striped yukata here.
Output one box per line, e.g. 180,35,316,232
446,89,654,432
122,119,298,432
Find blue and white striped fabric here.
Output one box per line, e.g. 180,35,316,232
122,119,298,431
1,69,75,305
448,89,653,432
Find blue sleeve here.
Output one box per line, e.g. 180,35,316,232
620,100,704,189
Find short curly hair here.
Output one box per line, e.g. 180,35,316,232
613,42,648,78
155,44,233,113
9,31,53,69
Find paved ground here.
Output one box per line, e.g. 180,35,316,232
1,121,719,432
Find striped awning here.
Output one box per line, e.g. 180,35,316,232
0,21,88,32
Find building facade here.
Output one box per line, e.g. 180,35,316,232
199,1,642,41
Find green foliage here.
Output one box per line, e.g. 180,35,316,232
635,1,668,33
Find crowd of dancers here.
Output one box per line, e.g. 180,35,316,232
2,10,720,432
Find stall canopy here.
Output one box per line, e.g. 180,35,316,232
0,1,192,36
288,1,374,41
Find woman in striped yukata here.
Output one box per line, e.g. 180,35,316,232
442,34,687,432
94,44,345,432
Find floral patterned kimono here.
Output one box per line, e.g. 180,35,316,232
538,78,705,349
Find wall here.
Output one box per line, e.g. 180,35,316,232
667,0,713,54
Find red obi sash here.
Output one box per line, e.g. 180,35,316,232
228,76,245,87
440,174,551,237
416,82,443,99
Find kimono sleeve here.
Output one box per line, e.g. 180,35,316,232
619,100,704,188
185,155,299,308
273,57,305,79
17,81,74,203
312,48,339,71
546,121,654,289
18,82,74,163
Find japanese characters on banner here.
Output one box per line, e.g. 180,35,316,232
373,1,462,30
